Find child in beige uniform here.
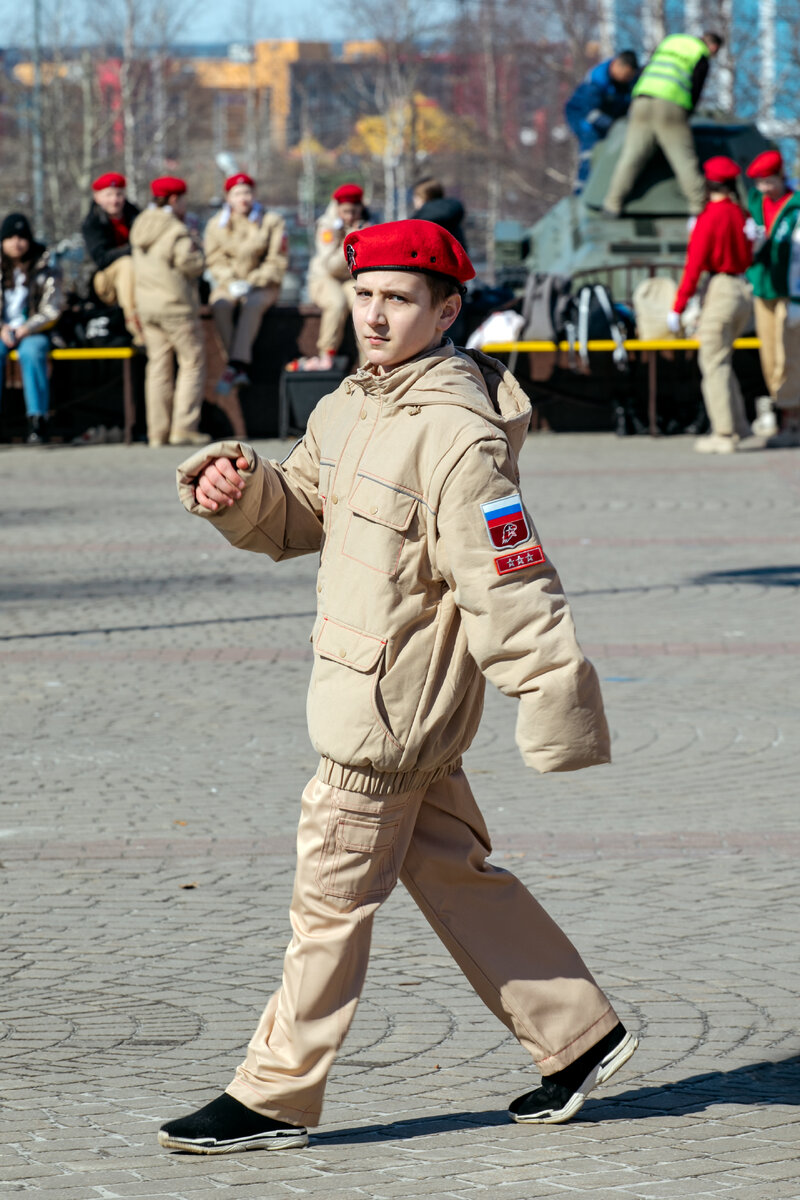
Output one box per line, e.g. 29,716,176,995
159,220,637,1154
130,177,206,448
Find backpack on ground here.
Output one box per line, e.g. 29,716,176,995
509,272,573,374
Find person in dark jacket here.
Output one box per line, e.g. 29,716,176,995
0,213,64,443
565,51,639,193
412,178,468,250
81,172,141,343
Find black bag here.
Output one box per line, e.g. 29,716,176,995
278,359,348,437
56,300,130,349
564,284,629,372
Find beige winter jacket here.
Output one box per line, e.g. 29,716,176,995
177,343,610,795
307,202,367,283
130,207,205,320
204,208,288,291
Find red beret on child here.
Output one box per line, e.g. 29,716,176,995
151,176,187,198
92,172,126,191
225,173,255,191
333,183,364,205
746,150,784,179
343,219,476,285
703,156,740,183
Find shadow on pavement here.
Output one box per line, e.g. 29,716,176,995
691,565,800,588
315,1056,799,1144
0,611,317,642
584,1054,799,1120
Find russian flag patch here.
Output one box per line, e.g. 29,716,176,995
480,493,531,549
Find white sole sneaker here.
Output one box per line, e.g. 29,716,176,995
510,1030,639,1124
157,1126,309,1154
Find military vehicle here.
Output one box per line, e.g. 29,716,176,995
518,116,774,433
526,115,774,295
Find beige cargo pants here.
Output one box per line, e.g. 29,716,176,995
140,316,206,446
753,297,800,408
308,275,357,356
226,769,619,1128
92,256,141,342
210,284,279,365
697,274,753,437
604,96,706,216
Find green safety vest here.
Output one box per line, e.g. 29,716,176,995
633,34,709,110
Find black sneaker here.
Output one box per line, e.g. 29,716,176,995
158,1092,309,1154
509,1022,638,1124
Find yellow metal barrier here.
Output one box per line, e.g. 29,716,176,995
482,337,761,353
481,337,763,435
9,347,136,360
8,346,138,443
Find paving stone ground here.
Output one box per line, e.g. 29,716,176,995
1,431,798,1199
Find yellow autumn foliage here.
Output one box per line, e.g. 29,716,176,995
347,94,475,158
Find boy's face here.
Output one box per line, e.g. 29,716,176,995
337,202,362,228
228,183,254,215
755,174,785,200
95,186,126,218
352,270,460,372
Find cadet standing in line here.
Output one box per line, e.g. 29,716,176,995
158,219,637,1155
130,177,206,447
204,172,288,394
302,183,368,370
564,50,639,193
603,31,722,217
667,156,755,454
746,150,800,446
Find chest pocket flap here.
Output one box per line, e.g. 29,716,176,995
348,475,419,531
316,617,386,672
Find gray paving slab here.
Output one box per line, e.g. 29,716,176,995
1,432,799,1199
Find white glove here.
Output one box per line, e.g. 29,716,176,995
331,217,344,231
666,311,682,334
744,217,766,251
228,279,250,299
686,216,698,235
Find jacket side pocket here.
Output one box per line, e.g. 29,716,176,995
315,793,405,903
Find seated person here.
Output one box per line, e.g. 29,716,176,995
0,213,64,444
304,183,368,370
81,172,141,342
411,177,468,248
564,51,639,193
204,173,288,393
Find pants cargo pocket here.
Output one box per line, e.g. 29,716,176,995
316,798,403,904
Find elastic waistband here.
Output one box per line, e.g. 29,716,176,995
317,756,462,796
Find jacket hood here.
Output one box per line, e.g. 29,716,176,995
130,206,179,251
355,342,532,455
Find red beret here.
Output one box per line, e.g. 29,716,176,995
92,172,126,191
225,173,254,192
151,176,187,198
343,219,476,285
333,183,364,205
746,150,784,179
703,156,740,183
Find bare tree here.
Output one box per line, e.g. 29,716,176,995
347,0,443,220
